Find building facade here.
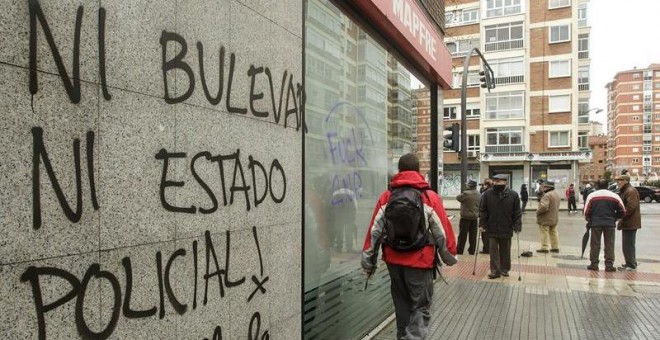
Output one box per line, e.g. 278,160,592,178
578,134,607,184
606,64,660,181
438,0,593,196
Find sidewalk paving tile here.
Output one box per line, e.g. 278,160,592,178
368,259,660,340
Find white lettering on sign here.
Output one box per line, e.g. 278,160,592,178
392,0,437,61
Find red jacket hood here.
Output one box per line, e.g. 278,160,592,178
390,171,430,190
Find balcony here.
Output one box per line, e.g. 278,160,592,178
579,83,590,91
494,75,524,85
485,145,525,153
484,39,524,52
578,51,589,59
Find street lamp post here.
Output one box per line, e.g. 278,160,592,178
459,48,494,192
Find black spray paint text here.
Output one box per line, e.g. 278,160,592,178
160,31,305,131
155,149,286,213
21,228,270,340
27,1,305,132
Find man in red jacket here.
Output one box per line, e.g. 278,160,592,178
361,153,457,339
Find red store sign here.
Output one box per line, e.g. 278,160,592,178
353,0,452,87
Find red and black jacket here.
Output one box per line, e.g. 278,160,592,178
361,171,456,270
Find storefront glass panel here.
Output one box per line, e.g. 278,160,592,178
304,0,432,338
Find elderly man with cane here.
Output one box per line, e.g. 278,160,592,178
479,174,522,279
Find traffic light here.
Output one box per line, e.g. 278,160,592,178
443,123,460,152
479,69,494,91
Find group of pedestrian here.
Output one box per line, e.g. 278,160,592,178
584,174,641,271
359,153,642,339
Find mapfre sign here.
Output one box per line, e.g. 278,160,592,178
371,0,452,84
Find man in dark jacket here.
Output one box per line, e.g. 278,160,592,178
479,174,522,279
520,184,529,213
584,179,625,272
361,153,457,339
615,174,641,270
456,180,480,255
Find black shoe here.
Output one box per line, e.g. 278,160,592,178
536,249,549,253
480,250,490,254
605,267,616,272
587,264,599,271
488,272,501,279
550,249,559,253
501,271,510,277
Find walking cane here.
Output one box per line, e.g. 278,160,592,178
472,228,481,275
517,231,521,281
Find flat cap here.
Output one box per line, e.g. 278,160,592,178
491,174,508,180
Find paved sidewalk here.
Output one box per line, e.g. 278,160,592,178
367,240,660,340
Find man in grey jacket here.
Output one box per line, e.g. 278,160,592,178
536,181,561,253
456,180,480,255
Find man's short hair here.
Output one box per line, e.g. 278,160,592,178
597,179,608,190
398,153,420,172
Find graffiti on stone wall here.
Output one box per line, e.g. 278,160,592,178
27,0,304,131
19,1,299,338
31,127,99,230
155,148,286,213
21,228,270,339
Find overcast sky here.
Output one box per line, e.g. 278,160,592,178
590,0,660,129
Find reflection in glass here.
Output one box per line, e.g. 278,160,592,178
303,0,430,338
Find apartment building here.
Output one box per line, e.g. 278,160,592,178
436,0,593,196
606,64,660,180
578,134,607,184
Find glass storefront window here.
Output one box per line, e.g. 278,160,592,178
304,1,432,338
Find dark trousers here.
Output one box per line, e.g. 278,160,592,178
489,237,512,274
457,218,478,255
387,264,433,340
589,227,615,267
521,200,528,212
568,197,577,212
622,229,638,268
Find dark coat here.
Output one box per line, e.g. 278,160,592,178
457,188,480,220
520,186,529,201
479,187,522,238
618,183,641,230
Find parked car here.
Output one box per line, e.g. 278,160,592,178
635,186,660,203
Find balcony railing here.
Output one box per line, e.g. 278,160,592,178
578,51,589,59
484,39,524,52
485,145,525,153
494,75,524,85
578,83,590,91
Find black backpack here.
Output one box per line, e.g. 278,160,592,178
383,186,429,251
